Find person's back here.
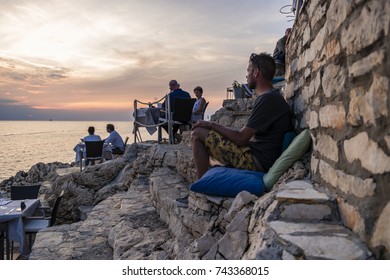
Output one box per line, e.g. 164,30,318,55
160,80,191,142
84,134,101,142
74,126,101,164
163,80,191,112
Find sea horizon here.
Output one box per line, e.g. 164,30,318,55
0,120,160,182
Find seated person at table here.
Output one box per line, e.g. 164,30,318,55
82,126,101,142
192,86,207,122
74,126,101,164
105,123,125,155
160,80,191,140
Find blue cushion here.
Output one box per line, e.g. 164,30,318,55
190,166,266,197
272,76,285,83
282,131,296,152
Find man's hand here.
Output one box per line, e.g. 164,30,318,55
192,120,212,130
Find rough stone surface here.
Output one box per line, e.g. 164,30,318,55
370,202,390,257
276,180,330,203
344,132,390,174
285,0,389,258
319,104,346,129
313,134,339,162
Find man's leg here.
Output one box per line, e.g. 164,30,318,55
191,127,211,179
175,126,210,208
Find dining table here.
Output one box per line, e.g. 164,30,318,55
133,107,162,135
0,198,41,257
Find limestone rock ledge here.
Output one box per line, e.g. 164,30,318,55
28,142,372,260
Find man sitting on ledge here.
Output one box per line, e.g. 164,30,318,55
176,52,292,207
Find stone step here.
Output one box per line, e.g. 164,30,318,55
268,220,372,259
275,180,339,223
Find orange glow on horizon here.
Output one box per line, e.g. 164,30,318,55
31,101,130,110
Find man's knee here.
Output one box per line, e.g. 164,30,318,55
191,127,209,142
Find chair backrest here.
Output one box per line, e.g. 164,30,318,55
123,136,129,151
172,98,196,122
50,190,64,226
85,140,104,159
11,184,41,200
201,102,209,120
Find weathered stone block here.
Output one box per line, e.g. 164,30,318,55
309,110,319,129
349,49,385,78
319,104,346,129
311,153,319,175
310,2,327,28
322,64,347,98
327,0,351,33
335,170,376,198
314,133,339,162
344,132,390,174
310,24,328,58
319,160,376,198
218,231,248,259
277,180,330,203
385,135,390,151
370,202,390,254
341,1,390,55
281,203,332,221
323,38,341,60
269,221,370,259
337,198,366,239
224,191,257,222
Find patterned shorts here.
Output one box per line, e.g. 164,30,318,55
205,130,258,171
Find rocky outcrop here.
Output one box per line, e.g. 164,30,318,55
28,138,372,260
0,162,71,190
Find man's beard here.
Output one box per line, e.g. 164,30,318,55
248,80,256,90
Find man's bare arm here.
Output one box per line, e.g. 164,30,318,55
192,120,256,146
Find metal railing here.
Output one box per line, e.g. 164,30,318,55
133,95,169,143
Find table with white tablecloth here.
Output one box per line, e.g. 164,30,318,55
0,199,40,254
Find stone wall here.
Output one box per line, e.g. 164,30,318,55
284,0,390,258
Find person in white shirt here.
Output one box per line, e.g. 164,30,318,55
74,126,101,164
82,126,101,142
192,86,207,122
104,124,125,155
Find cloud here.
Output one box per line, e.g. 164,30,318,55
0,98,20,104
0,0,293,120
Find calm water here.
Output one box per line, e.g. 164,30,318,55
0,121,160,182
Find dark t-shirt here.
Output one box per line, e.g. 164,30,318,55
246,88,292,171
163,89,191,111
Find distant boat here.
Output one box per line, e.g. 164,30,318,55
49,119,53,121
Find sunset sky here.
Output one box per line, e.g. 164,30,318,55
0,0,293,121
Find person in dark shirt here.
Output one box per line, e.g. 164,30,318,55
162,80,191,111
273,28,292,76
160,80,191,141
176,52,292,207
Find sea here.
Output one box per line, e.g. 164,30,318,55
0,120,159,182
